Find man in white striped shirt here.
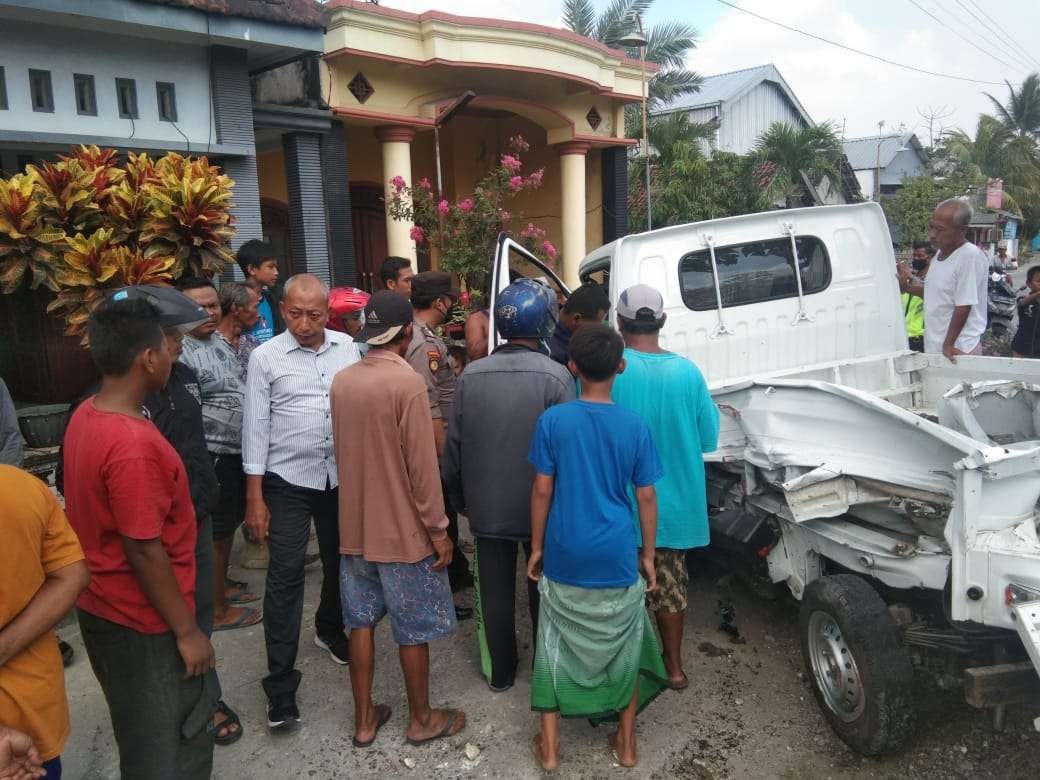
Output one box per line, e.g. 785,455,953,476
242,274,362,729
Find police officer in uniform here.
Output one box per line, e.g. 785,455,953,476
407,272,475,617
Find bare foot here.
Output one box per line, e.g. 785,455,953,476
405,708,466,745
609,731,637,768
532,733,559,772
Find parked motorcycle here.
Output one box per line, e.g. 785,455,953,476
987,272,1017,337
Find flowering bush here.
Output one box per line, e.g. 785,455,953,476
386,135,555,298
0,146,236,341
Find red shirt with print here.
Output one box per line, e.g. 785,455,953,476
63,399,197,633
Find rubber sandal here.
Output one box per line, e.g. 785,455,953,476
665,672,689,691
352,704,392,748
405,708,465,746
214,701,244,746
225,580,261,605
213,606,262,632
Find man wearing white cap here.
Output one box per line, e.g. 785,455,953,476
609,284,720,692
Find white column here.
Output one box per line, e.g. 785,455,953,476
376,125,418,269
556,141,590,289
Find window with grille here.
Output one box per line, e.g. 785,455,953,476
0,67,7,110
156,82,177,122
116,78,138,119
74,74,97,116
29,69,54,113
348,73,374,104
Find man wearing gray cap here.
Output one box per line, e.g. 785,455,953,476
610,284,720,692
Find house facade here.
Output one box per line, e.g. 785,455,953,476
842,133,927,201
278,1,647,289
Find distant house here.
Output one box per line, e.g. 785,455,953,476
842,133,927,200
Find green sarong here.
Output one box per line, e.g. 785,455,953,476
530,576,667,720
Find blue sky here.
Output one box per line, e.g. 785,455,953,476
382,0,1040,139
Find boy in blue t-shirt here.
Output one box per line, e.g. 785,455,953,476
236,240,282,343
527,324,667,772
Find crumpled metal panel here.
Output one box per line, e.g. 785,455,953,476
939,381,1040,446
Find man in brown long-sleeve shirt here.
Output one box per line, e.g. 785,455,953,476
330,291,466,749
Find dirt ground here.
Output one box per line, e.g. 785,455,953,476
60,537,1039,780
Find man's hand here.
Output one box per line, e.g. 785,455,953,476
0,726,44,780
526,549,543,582
244,497,270,541
943,343,964,363
429,534,453,571
176,626,215,678
896,263,912,288
639,550,657,593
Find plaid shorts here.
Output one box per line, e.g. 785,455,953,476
339,554,457,646
646,548,689,613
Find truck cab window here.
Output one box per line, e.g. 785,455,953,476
679,235,831,311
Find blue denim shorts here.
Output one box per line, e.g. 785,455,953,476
339,554,457,645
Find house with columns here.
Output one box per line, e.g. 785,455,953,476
255,1,650,290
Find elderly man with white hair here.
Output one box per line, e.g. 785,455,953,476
242,273,362,729
898,198,987,362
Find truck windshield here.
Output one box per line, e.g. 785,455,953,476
678,235,831,311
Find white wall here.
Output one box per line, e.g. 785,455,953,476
0,18,216,150
718,82,806,155
855,169,876,200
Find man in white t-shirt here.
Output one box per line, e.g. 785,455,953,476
898,198,984,361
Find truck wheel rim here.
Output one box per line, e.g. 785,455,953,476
807,611,865,722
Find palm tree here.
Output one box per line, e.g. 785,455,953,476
646,112,715,166
561,0,701,107
753,122,844,207
985,73,1040,139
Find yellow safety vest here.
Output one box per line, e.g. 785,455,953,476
902,293,924,339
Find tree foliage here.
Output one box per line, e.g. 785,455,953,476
985,73,1040,139
753,122,844,207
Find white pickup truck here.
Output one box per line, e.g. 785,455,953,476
490,202,1040,756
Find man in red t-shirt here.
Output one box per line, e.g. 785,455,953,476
63,290,216,780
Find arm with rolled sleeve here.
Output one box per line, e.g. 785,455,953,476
241,348,271,477
400,385,448,542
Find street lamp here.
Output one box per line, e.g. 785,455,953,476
618,14,651,231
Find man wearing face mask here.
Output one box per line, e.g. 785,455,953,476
407,272,475,613
903,241,933,352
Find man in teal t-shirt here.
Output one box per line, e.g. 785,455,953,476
610,284,719,692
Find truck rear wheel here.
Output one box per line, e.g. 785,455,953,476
799,574,916,755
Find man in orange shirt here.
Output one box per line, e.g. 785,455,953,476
0,465,91,779
330,291,466,749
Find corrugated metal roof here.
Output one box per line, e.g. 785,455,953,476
842,133,922,171
654,64,811,123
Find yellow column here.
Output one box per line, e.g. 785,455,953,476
375,125,418,269
556,141,590,289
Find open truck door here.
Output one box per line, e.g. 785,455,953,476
488,233,570,355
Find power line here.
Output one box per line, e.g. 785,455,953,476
713,0,1004,86
962,0,1040,71
905,0,1024,76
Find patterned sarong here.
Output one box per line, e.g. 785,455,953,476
530,576,667,720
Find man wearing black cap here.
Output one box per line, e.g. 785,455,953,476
407,272,474,608
331,291,466,749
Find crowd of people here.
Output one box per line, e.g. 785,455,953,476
0,240,721,778
898,198,1039,359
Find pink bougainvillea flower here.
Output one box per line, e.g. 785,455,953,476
418,177,432,190
526,168,544,187
509,135,530,152
500,154,522,173
437,199,450,215
391,175,407,191
409,225,425,242
542,240,558,260
508,176,523,191
458,198,474,213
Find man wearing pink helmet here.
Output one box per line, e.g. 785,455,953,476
328,287,370,340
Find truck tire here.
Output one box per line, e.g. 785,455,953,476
799,574,916,756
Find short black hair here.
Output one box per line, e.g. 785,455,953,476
562,282,609,319
88,296,164,377
912,240,934,253
380,256,412,286
411,290,442,310
1028,266,1040,284
569,323,623,382
237,240,277,276
176,276,216,293
618,314,663,335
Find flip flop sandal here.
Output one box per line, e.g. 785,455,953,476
226,590,261,606
405,708,465,746
214,701,244,746
225,580,261,605
213,606,262,632
352,704,392,748
665,673,690,691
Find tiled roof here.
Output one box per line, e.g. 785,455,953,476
134,0,324,28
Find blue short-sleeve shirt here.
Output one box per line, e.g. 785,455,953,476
528,400,663,588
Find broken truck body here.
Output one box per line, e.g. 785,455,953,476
491,202,1040,755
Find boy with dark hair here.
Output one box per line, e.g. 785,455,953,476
1012,266,1040,358
237,240,282,343
63,291,216,779
547,282,610,366
527,323,667,771
611,284,719,693
380,256,414,298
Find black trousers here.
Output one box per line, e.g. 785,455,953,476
444,493,473,591
261,472,343,706
194,513,222,705
474,536,539,689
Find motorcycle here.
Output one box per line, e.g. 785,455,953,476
987,272,1017,337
